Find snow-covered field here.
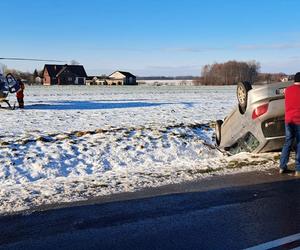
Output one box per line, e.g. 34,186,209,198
0,85,280,214
138,79,194,86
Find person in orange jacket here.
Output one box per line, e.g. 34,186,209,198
16,78,25,108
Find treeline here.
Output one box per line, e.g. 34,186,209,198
3,61,292,86
194,60,260,85
193,60,292,85
3,66,43,84
257,72,292,83
137,76,197,80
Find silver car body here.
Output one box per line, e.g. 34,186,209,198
0,74,9,101
219,81,293,153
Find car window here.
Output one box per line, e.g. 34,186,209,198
228,132,260,154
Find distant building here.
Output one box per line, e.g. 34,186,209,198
107,71,137,85
280,76,289,82
42,64,87,85
86,76,95,85
35,76,42,84
86,71,137,86
86,76,107,85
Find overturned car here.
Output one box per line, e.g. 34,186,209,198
215,81,293,154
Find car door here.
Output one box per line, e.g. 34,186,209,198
6,73,20,93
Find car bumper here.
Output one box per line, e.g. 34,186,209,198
261,117,285,138
256,136,285,153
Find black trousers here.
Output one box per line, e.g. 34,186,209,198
17,98,24,108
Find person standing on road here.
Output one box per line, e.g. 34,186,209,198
280,72,300,176
16,78,25,108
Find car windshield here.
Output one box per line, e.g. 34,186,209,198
0,78,9,98
228,132,260,154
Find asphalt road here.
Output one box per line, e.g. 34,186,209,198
0,170,300,250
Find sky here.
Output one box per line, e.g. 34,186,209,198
1,0,300,76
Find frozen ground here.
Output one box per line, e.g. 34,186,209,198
0,86,281,214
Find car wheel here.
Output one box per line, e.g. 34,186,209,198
215,120,223,146
237,81,252,114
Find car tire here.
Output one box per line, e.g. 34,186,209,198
237,81,252,114
215,120,223,146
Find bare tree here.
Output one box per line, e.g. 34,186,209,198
200,60,261,85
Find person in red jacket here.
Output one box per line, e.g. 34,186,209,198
16,78,25,108
280,72,300,176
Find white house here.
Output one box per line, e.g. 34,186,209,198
107,71,137,85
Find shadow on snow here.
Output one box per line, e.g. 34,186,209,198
25,101,171,110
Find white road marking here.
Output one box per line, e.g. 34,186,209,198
245,233,300,250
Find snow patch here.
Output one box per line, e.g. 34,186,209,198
0,86,281,214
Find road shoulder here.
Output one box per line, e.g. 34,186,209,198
12,167,297,216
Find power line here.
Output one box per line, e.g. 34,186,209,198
0,57,66,62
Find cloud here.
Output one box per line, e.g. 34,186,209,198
101,43,300,53
237,43,300,50
261,57,300,74
288,56,300,60
83,47,147,52
160,47,226,53
73,42,300,55
132,65,201,76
